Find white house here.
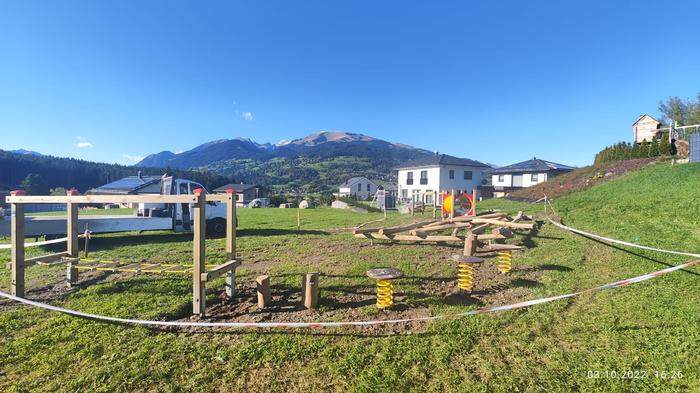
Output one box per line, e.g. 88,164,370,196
337,177,379,200
633,114,662,143
396,154,491,204
490,157,574,198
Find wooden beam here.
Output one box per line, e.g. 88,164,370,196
200,260,241,282
376,220,437,236
410,222,472,236
24,252,69,266
225,190,237,300
11,199,25,297
470,218,534,229
192,190,207,316
355,233,463,242
478,244,524,251
66,191,79,286
6,194,198,204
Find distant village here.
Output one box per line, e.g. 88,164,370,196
1,112,697,213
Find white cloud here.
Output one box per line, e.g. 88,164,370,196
122,154,144,163
75,136,93,148
242,111,254,121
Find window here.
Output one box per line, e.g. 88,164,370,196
178,182,189,195
449,169,454,179
401,189,408,198
498,175,504,182
357,183,362,191
366,183,370,191
420,170,428,185
425,190,434,204
463,170,472,180
406,172,414,185
531,174,538,182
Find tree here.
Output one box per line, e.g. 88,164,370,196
50,187,67,196
658,94,700,126
21,173,48,195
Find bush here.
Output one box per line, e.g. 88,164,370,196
594,137,673,164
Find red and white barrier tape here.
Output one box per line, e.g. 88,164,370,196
0,233,88,250
0,237,68,250
0,258,697,328
543,196,700,259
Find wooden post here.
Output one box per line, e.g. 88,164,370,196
10,191,25,297
472,187,478,215
450,189,455,219
301,272,320,309
297,208,301,231
256,275,270,309
464,232,477,256
192,188,207,316
411,198,415,216
66,189,80,286
225,189,237,299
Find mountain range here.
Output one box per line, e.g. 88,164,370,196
137,131,436,192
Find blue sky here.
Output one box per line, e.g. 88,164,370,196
1,1,699,167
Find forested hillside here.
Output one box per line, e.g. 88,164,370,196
0,150,229,194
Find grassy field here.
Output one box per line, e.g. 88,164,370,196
1,162,699,392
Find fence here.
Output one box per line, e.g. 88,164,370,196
691,133,700,163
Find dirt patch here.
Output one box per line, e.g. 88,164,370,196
194,249,545,335
510,157,661,201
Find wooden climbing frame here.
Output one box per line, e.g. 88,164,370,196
5,188,239,317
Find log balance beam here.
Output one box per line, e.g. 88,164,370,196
5,188,239,317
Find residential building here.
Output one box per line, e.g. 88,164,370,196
336,177,378,200
633,114,662,143
213,183,264,205
396,154,490,204
490,157,574,198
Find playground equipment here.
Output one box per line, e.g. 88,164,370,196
5,188,239,317
451,255,484,291
497,251,513,274
366,268,404,309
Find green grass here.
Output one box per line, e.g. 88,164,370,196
1,163,699,391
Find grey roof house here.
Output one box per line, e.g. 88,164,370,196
489,157,574,197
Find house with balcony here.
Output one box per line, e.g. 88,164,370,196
489,157,574,198
395,154,491,204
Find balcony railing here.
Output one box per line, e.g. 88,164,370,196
419,178,428,185
406,179,413,185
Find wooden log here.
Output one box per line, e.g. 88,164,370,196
11,199,25,297
478,244,524,252
470,223,491,235
354,233,463,242
256,275,271,309
301,272,320,310
192,190,207,316
464,233,476,256
410,221,472,236
470,218,534,229
378,220,437,236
